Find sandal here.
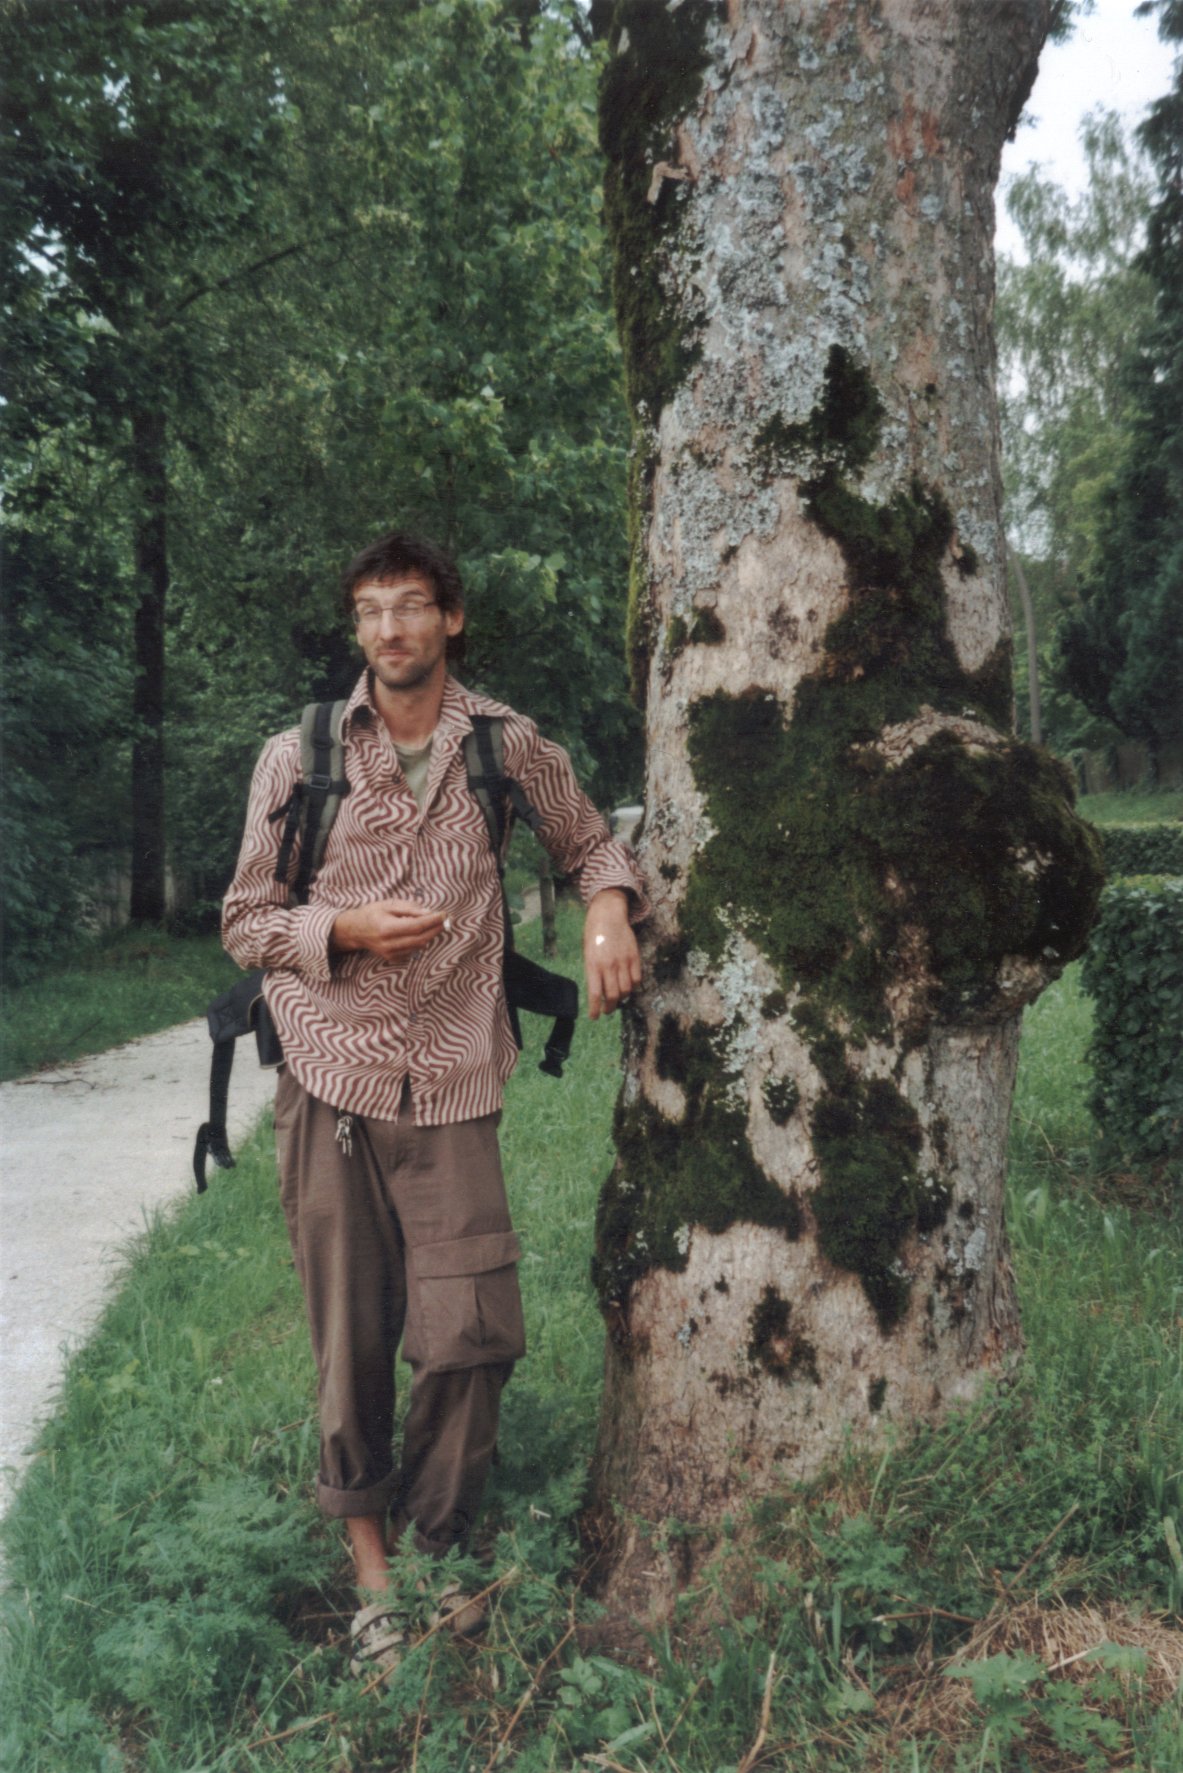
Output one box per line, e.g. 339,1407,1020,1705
428,1580,487,1638
349,1599,407,1680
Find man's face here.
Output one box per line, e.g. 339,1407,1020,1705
352,572,464,694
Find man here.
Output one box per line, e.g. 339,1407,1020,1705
222,531,645,1672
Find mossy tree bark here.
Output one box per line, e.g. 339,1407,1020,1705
590,0,1103,1622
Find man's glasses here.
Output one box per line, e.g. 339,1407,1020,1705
353,597,439,631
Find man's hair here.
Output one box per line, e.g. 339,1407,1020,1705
340,531,466,662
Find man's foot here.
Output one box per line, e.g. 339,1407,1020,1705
349,1599,407,1681
426,1579,487,1638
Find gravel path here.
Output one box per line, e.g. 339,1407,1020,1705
0,1021,276,1510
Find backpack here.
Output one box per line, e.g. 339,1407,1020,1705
193,704,578,1192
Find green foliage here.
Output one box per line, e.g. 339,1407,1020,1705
948,1651,1125,1768
0,930,239,1081
1081,877,1183,1175
2,925,1181,1769
1046,31,1183,757
2,0,638,970
1098,820,1183,877
1080,786,1183,825
995,109,1178,757
0,490,134,982
998,113,1155,578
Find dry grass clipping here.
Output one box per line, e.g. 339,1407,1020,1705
874,1599,1182,1769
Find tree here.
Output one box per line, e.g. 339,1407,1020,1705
586,0,1103,1623
993,112,1156,752
2,0,302,922
2,2,638,959
1053,0,1183,766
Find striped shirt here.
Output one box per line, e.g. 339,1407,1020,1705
222,672,647,1125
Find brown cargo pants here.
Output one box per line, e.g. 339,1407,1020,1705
273,1067,525,1553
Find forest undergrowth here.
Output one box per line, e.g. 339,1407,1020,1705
1,909,1179,1772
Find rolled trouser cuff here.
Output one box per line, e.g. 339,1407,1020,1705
317,1469,399,1519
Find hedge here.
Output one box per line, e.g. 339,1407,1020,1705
1098,823,1183,878
1080,877,1183,1177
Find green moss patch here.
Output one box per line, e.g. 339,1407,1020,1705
680,347,1103,1037
810,1072,934,1330
747,1286,820,1384
593,1017,802,1308
682,694,1103,1038
691,607,726,645
762,1075,800,1126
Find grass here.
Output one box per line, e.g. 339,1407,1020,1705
1077,788,1183,827
0,929,240,1082
1,914,1180,1772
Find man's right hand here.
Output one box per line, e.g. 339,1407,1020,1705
330,899,446,962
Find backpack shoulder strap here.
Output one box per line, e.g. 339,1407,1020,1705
272,700,351,906
464,713,544,862
297,698,350,888
463,711,576,1077
464,713,508,858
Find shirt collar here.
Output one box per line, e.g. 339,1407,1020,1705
341,670,475,740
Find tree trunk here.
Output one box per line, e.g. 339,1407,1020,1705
589,0,1103,1624
1009,545,1042,745
129,406,168,925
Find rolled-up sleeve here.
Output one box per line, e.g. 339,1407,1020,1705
221,732,340,983
503,717,649,923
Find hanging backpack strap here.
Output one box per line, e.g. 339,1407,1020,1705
463,714,577,1077
199,701,349,1192
193,968,283,1191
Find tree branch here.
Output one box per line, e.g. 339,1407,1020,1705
159,224,353,324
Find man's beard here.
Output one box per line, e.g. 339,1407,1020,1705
371,649,441,691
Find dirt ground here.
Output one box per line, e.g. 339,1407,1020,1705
0,1020,276,1509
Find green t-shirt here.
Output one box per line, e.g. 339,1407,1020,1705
393,738,432,811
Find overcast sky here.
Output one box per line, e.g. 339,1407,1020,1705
996,0,1174,259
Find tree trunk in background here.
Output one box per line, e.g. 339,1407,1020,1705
1010,546,1042,745
589,0,1103,1624
129,407,168,925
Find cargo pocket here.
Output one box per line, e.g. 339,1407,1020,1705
406,1230,526,1373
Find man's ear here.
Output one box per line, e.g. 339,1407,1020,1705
445,606,465,640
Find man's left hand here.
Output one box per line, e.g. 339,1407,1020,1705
584,889,641,1019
